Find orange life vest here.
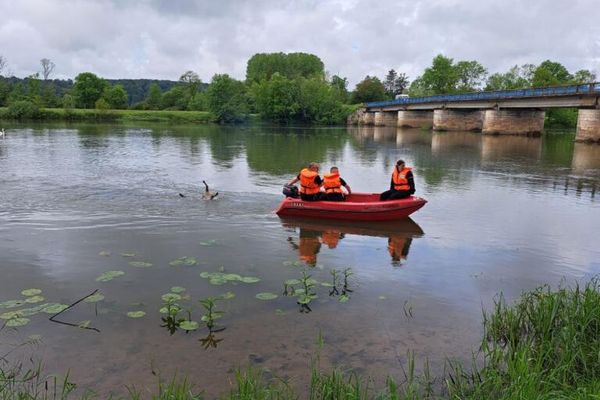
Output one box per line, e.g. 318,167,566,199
321,231,341,249
392,167,412,191
388,237,408,262
299,237,320,265
299,168,321,195
323,173,343,194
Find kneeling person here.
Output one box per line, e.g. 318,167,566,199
323,167,352,201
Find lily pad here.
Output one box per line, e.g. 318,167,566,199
121,252,136,257
240,277,261,284
1,311,22,320
96,270,125,282
199,240,217,246
199,271,214,279
220,291,235,300
6,317,30,327
223,273,243,281
256,292,278,301
161,293,182,302
98,251,111,257
180,321,199,331
169,257,198,267
78,320,91,328
19,305,49,317
40,303,69,314
285,279,301,286
0,300,26,309
209,277,227,286
129,261,153,268
170,286,186,294
21,289,42,297
84,293,105,303
25,296,45,304
339,294,350,303
275,309,287,316
126,311,146,318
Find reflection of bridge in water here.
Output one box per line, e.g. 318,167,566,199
281,217,424,266
352,83,600,142
351,126,599,199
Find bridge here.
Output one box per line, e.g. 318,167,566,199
348,83,600,142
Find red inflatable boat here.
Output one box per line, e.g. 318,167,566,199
275,193,427,221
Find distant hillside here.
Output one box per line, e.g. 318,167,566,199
0,76,195,105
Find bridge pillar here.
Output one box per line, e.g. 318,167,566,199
360,112,375,125
482,109,545,135
374,111,398,126
397,110,433,129
576,109,600,142
433,109,483,131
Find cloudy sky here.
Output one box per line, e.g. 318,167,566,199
1,0,598,86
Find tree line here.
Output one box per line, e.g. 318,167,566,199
0,53,596,126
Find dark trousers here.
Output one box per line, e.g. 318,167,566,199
324,193,345,202
301,193,324,201
379,190,411,201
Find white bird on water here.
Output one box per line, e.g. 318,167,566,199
0,128,5,138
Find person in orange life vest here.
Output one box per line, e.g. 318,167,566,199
321,230,344,249
388,236,413,264
322,166,352,201
287,162,323,201
379,159,415,201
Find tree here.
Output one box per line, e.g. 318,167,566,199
485,64,535,91
455,61,487,92
206,74,248,123
246,52,324,83
298,77,345,124
144,83,162,110
102,84,129,109
250,73,301,122
73,72,107,108
419,54,459,95
40,58,55,80
532,60,572,87
330,75,349,102
384,69,410,97
351,76,386,103
572,69,596,84
179,70,202,101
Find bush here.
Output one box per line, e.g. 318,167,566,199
7,100,40,119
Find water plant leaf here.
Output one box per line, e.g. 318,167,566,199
25,296,45,304
126,311,146,318
161,293,182,302
98,251,111,257
339,294,350,303
78,320,91,328
1,311,22,320
21,289,42,296
129,261,153,268
209,277,227,286
275,309,287,316
19,305,49,317
84,293,105,303
199,240,217,246
240,277,261,284
220,292,235,300
170,286,186,294
40,303,69,314
121,252,136,257
320,282,334,288
0,300,26,309
256,292,278,301
6,317,30,327
96,270,125,282
285,279,301,286
223,273,243,281
169,257,198,267
180,321,199,331
159,307,169,314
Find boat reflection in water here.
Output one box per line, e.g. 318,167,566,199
281,217,424,266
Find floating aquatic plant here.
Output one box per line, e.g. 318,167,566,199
96,270,125,282
170,286,186,294
199,271,260,285
199,239,217,246
121,252,136,257
199,297,225,332
84,293,105,303
78,320,91,329
180,320,199,331
6,317,30,327
256,292,278,301
127,311,146,318
161,293,182,302
1,311,21,320
129,261,153,268
21,289,42,296
0,300,26,309
25,296,45,304
220,292,235,300
41,303,68,314
339,294,350,303
169,257,198,267
98,251,111,257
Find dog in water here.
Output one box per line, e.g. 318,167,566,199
202,180,219,200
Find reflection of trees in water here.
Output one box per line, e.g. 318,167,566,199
245,127,347,174
541,132,575,167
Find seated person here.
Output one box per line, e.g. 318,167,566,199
380,159,415,201
322,166,352,201
287,162,323,201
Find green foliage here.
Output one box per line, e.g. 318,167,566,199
102,84,129,109
250,73,301,122
206,74,248,123
546,108,578,128
94,98,110,110
145,83,163,110
298,77,346,124
410,55,486,95
351,76,386,103
73,72,108,108
330,75,349,103
161,85,189,110
454,60,487,92
532,60,572,87
383,69,410,97
7,100,39,119
572,69,596,84
246,52,324,83
179,70,202,103
485,64,535,91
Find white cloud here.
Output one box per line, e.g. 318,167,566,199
0,0,598,86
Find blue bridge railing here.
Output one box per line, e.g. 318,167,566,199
365,82,600,108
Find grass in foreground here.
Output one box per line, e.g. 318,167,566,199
3,280,600,399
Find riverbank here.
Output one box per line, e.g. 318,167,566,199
3,280,598,399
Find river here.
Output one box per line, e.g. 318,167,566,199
0,123,598,397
